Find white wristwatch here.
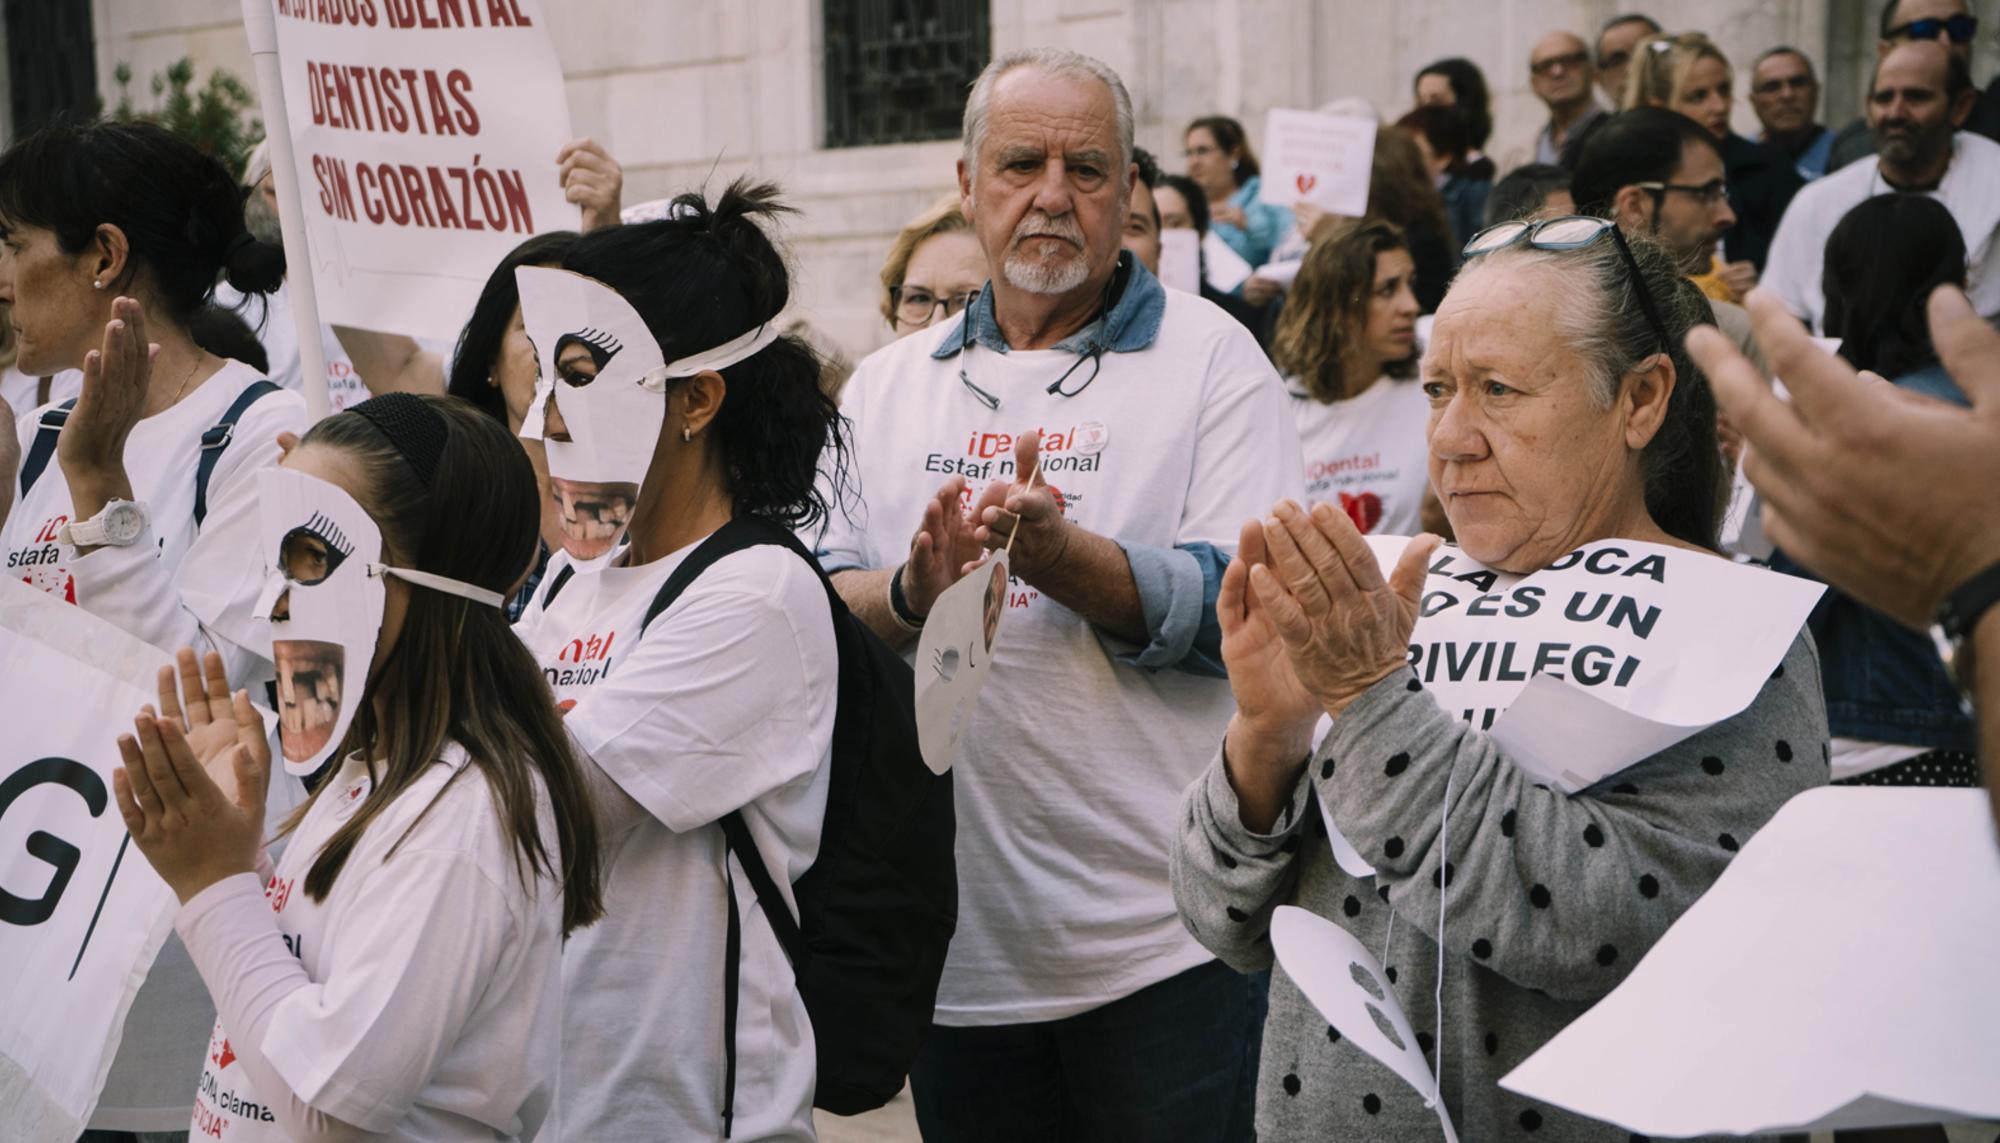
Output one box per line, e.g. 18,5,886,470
58,499,149,548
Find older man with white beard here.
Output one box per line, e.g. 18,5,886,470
818,47,1302,1143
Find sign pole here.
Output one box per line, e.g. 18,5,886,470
240,0,331,422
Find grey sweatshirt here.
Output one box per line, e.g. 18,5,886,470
1171,631,1828,1141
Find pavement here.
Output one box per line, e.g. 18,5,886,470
813,1087,922,1143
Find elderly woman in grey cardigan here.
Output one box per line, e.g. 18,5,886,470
1171,219,1828,1141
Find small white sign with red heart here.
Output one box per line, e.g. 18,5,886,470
1259,107,1375,217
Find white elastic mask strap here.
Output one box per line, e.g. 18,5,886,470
643,323,780,388
368,564,507,608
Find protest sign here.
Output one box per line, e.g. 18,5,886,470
914,554,1010,775
1157,228,1201,295
1201,230,1253,294
1372,536,1820,791
1258,108,1375,217
0,578,177,1142
1502,787,2000,1135
254,0,576,342
1270,906,1462,1143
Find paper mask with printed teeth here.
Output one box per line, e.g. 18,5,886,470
514,266,666,565
253,468,386,776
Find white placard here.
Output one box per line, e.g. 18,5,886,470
1201,230,1253,294
1502,787,2000,1135
1270,906,1462,1143
1157,228,1201,295
1375,536,1820,791
0,578,177,1142
914,554,1010,774
1258,108,1376,217
262,0,576,339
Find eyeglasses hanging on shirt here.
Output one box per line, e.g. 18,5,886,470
955,267,1122,411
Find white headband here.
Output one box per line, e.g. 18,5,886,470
640,323,781,389
367,564,507,608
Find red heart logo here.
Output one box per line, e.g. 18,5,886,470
213,1038,236,1071
1338,491,1384,534
1296,173,1318,195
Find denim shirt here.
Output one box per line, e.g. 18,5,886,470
1209,176,1295,276
932,253,1231,676
1766,363,1974,751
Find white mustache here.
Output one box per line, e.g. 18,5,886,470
1012,212,1085,248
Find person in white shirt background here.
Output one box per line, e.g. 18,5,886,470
1269,220,1429,539
110,392,604,1141
509,181,845,1142
0,119,307,1141
1761,40,2000,333
818,47,1301,1143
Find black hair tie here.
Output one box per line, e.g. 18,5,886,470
350,393,449,489
223,231,259,262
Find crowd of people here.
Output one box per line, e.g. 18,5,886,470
0,1,1997,1141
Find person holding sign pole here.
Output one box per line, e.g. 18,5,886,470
1172,218,1827,1140
0,119,308,1139
112,393,603,1141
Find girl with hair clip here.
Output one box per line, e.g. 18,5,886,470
1270,220,1428,537
509,179,847,1141
0,116,307,1141
113,392,604,1142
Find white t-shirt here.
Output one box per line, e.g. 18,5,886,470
1762,132,2000,332
215,281,372,412
817,289,1303,1025
513,538,836,1142
1290,375,1432,536
0,359,302,1129
3,359,300,606
0,364,81,414
191,743,565,1140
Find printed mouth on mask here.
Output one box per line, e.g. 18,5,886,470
274,640,343,763
550,477,638,558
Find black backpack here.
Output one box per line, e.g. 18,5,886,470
616,514,958,1132
17,381,281,525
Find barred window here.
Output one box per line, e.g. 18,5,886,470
6,0,97,136
823,0,989,149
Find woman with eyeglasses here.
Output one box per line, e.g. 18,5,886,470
1623,33,1803,293
1184,115,1295,275
1172,216,1827,1140
879,194,987,340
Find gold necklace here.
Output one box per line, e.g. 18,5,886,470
168,353,203,406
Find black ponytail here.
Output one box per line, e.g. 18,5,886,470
563,178,849,531
0,118,285,329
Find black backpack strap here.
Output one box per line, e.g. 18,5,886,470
193,380,281,527
17,399,77,500
640,516,824,1137
540,562,575,609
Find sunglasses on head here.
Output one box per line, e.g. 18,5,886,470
1461,216,1672,357
1888,14,1978,44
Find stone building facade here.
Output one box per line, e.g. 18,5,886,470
11,0,1995,361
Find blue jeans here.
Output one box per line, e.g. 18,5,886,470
910,960,1267,1143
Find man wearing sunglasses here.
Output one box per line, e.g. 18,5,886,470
1510,30,1608,170
1750,47,1836,180
1825,0,1998,173
1594,12,1661,107
1764,40,2000,334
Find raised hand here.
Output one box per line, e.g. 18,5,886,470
901,476,981,620
970,430,1071,581
1249,500,1438,720
58,296,155,477
114,686,272,904
558,138,625,232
